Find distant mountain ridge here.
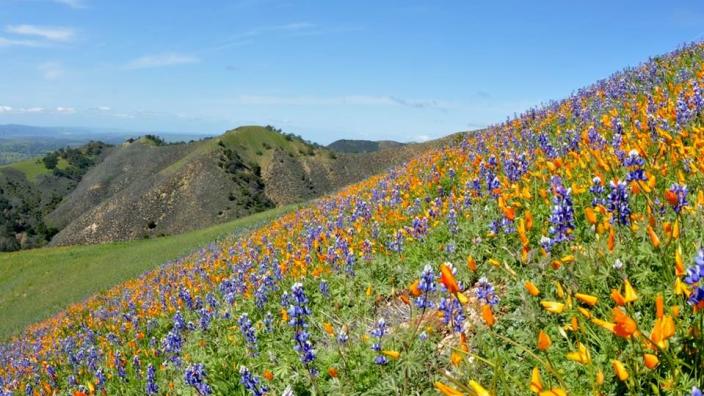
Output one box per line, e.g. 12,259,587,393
0,124,207,141
0,124,211,165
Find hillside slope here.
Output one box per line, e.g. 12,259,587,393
0,142,111,250
327,139,405,153
48,126,447,246
6,43,704,396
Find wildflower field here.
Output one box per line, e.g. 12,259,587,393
4,42,704,395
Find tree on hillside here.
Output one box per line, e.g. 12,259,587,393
42,153,59,169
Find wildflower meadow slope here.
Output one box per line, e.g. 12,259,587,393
4,42,704,395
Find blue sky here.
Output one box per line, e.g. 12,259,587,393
1,0,703,143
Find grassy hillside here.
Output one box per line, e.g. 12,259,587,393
0,205,295,339
327,139,405,153
0,157,72,181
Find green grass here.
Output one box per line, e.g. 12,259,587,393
0,205,296,340
0,157,68,182
0,158,48,181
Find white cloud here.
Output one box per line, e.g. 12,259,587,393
23,107,45,113
55,106,76,114
38,62,64,80
0,106,39,114
97,106,111,111
125,53,200,69
0,36,42,47
6,25,75,42
206,22,316,52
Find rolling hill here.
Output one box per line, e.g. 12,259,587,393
0,126,450,250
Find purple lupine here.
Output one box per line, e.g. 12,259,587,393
415,264,436,309
239,366,268,396
238,313,258,356
589,176,605,207
132,355,141,378
146,364,158,395
537,133,558,159
677,93,692,125
606,180,631,226
288,283,317,376
439,297,465,333
387,229,405,253
46,365,57,387
692,80,704,113
336,328,349,344
173,311,187,331
547,176,575,249
471,178,482,196
447,208,459,234
587,126,606,149
162,329,183,365
370,318,388,365
504,152,529,182
685,249,704,307
114,351,126,381
411,217,429,239
487,175,501,196
179,287,194,310
264,311,274,333
95,368,106,390
206,293,219,309
199,308,213,331
489,219,501,235
474,277,499,306
319,280,330,298
184,363,212,395
623,150,647,182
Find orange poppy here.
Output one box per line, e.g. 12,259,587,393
434,382,463,396
482,304,496,327
525,281,540,297
530,367,542,393
643,354,659,369
537,330,551,351
650,315,675,348
575,293,598,306
613,307,637,338
611,360,629,381
440,263,460,294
